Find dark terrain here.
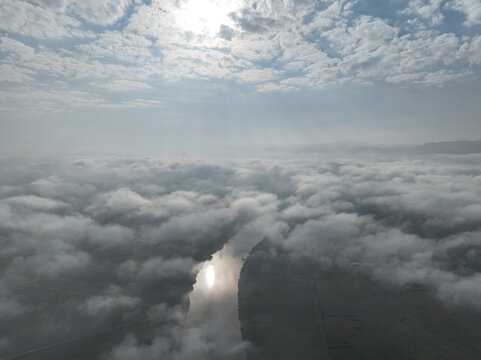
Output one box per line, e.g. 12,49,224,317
238,239,481,359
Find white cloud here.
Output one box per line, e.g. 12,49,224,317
0,64,35,83
77,31,154,64
0,87,164,117
31,0,133,26
403,0,444,25
448,0,481,26
0,0,481,106
83,294,141,316
91,80,154,92
0,155,481,358
234,68,282,83
230,36,280,61
458,35,481,65
0,0,89,39
68,0,133,26
2,195,68,210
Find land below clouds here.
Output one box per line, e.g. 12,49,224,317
239,239,481,359
217,139,481,159
1,148,481,359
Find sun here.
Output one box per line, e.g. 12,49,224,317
205,264,216,288
176,0,240,37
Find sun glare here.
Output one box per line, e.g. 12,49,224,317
205,264,216,288
177,0,240,36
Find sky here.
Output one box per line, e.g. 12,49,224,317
1,0,481,156
1,2,481,357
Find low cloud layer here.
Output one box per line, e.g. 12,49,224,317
0,154,481,358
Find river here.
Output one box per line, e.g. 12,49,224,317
184,242,249,359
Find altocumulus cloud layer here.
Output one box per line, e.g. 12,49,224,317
1,0,481,114
1,154,481,358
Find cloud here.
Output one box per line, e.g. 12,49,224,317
0,157,281,359
91,80,154,92
1,0,481,115
0,0,90,40
448,0,481,26
77,31,155,64
403,0,444,26
68,0,133,26
27,0,133,27
2,195,68,210
1,154,481,357
82,293,141,317
0,64,36,83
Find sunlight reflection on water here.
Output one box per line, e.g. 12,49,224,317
185,245,247,359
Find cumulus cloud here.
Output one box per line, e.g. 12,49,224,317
1,0,481,112
276,155,481,311
82,293,141,317
0,157,281,359
2,195,68,210
0,0,88,40
448,0,481,26
0,154,481,358
68,0,133,26
403,0,444,26
122,0,481,90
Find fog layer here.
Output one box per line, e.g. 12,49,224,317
1,154,480,358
